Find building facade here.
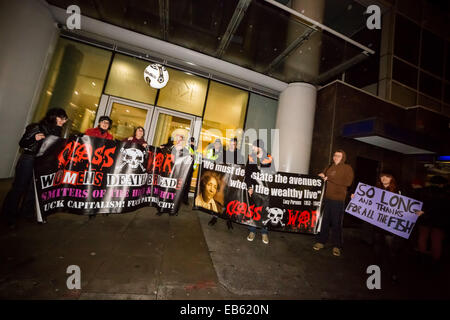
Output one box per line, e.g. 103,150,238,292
0,0,449,195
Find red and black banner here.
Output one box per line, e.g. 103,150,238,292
34,136,192,217
193,160,325,234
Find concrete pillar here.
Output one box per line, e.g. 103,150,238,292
0,0,58,178
378,10,395,100
283,0,325,82
275,83,317,174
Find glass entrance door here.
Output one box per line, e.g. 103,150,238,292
148,108,196,148
96,96,199,146
96,96,200,192
98,96,154,142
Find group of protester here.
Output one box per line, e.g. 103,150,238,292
2,108,449,276
1,111,148,225
193,137,275,245
312,149,449,276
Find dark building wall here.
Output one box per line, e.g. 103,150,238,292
407,108,450,154
310,81,450,192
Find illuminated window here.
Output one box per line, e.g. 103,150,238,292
200,81,248,155
33,38,112,135
105,53,158,105
109,102,148,141
156,68,208,116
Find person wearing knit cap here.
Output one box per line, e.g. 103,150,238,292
85,116,113,140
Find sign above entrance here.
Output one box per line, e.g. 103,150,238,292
144,64,169,89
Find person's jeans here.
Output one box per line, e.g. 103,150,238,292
249,226,268,235
316,199,344,248
1,154,35,224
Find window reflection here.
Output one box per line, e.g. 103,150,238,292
105,53,158,105
152,113,191,147
33,38,112,135
156,67,208,116
200,81,248,155
109,102,148,141
244,93,278,155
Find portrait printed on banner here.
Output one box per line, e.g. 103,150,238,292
194,170,225,214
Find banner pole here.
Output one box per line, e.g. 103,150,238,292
33,171,43,223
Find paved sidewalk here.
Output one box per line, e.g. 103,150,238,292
0,180,449,300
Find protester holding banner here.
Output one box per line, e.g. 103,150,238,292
246,139,275,245
372,171,404,281
169,135,191,164
205,138,224,163
224,137,244,165
122,126,148,148
1,108,68,227
417,175,449,265
313,149,354,256
160,137,174,149
85,116,113,140
154,134,191,216
208,138,242,229
205,138,227,226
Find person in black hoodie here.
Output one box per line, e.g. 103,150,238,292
1,108,68,227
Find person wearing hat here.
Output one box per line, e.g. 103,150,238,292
85,115,113,140
245,139,275,244
205,138,224,163
1,108,68,227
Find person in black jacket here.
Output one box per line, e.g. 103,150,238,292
208,137,244,229
417,175,449,264
1,108,68,227
245,139,275,244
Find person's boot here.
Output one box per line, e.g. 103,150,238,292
226,220,233,230
208,216,218,226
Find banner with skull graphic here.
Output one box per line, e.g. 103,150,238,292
193,159,325,234
33,135,192,217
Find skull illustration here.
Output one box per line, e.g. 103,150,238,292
263,207,286,227
120,147,145,171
